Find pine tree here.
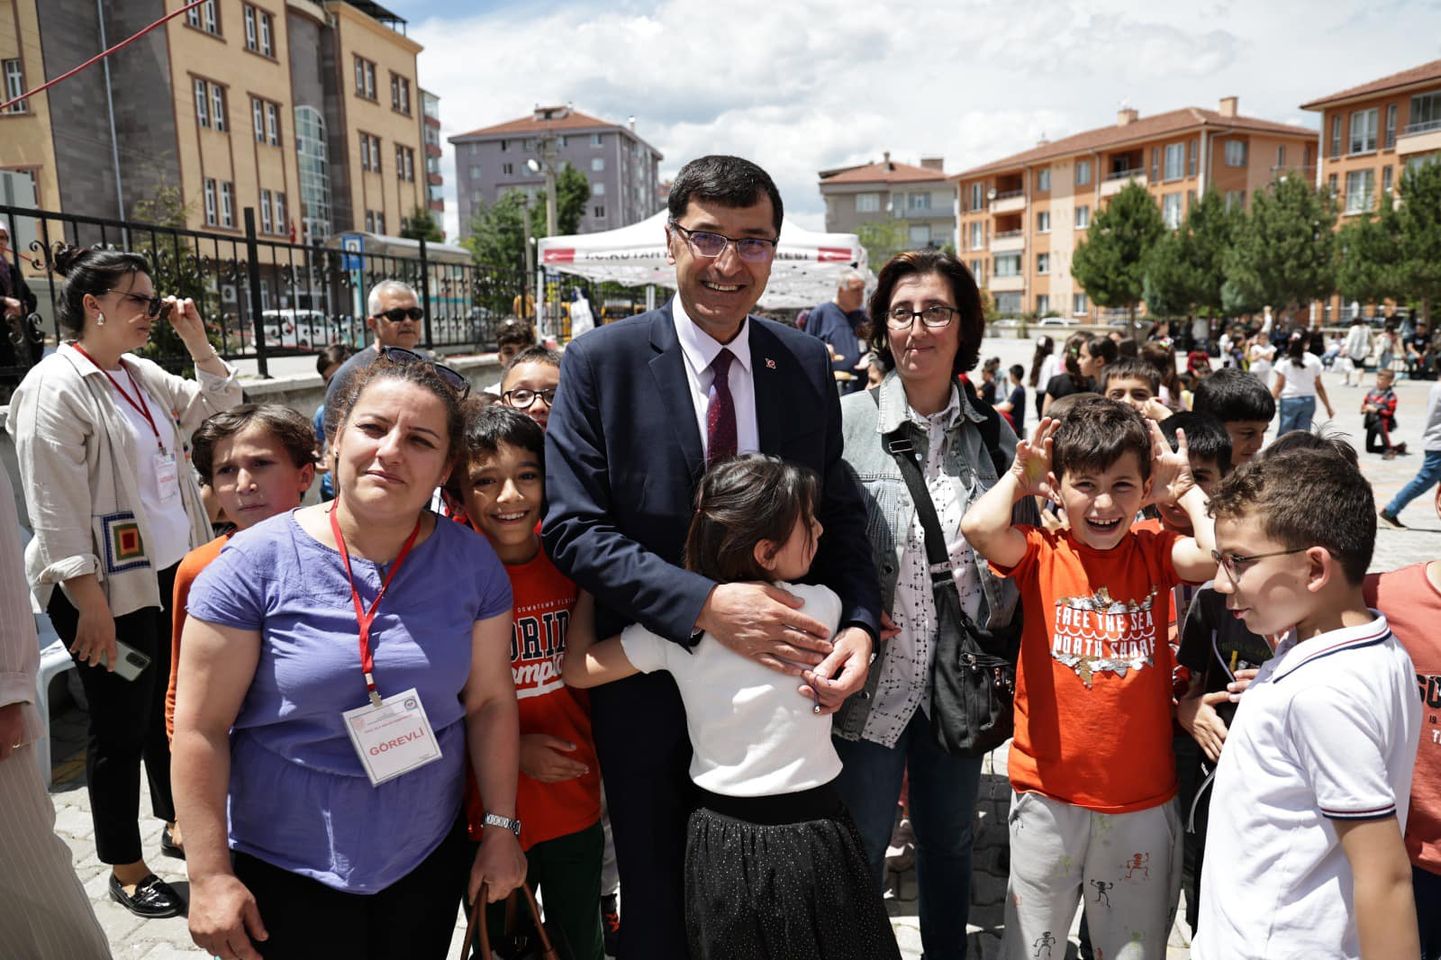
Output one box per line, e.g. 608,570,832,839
1223,176,1336,328
1070,182,1165,336
1394,160,1441,325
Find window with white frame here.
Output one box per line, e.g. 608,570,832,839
265,102,279,146
3,59,26,113
1224,139,1247,167
1164,143,1184,181
1330,115,1342,157
590,133,603,147
390,73,411,115
1036,210,1050,232
210,83,226,131
856,192,880,213
969,221,984,249
1073,292,1088,315
969,183,983,210
187,0,219,34
969,259,984,281
1075,205,1090,229
909,224,931,245
1036,294,1050,314
1224,190,1246,212
592,181,605,197
908,192,931,211
203,178,217,225
194,78,209,127
468,164,482,179
593,205,605,219
274,192,287,235
1411,92,1441,133
1349,108,1378,154
1162,193,1182,228
1036,168,1051,191
1385,104,1397,148
354,57,376,100
1188,139,1197,177
1036,252,1050,274
220,181,234,228
252,98,264,141
1075,160,1091,186
260,189,273,233
502,162,514,176
1383,165,1393,195
1276,144,1286,168
993,253,1021,277
1345,169,1375,214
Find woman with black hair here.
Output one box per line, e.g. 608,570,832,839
1271,331,1335,435
1029,334,1057,421
1041,332,1116,416
7,245,242,918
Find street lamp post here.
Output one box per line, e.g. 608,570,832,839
526,136,561,338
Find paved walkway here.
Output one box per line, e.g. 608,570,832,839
39,340,1441,959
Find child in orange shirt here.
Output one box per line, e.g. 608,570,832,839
961,395,1217,960
456,405,604,960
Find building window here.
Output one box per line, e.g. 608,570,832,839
1224,190,1246,212
1164,143,1184,181
187,0,219,35
274,192,287,236
210,83,226,131
1410,92,1441,133
395,145,415,182
593,205,605,219
968,221,984,249
1224,139,1247,167
242,5,272,55
1075,160,1091,187
969,183,984,210
194,78,209,127
390,73,411,115
969,259,984,282
909,224,931,245
266,102,279,146
1075,205,1090,229
1150,147,1160,181
592,181,605,197
1188,139,1197,177
856,192,880,213
1036,168,1051,191
260,189,273,233
2,59,26,113
354,56,376,100
1036,210,1050,233
365,210,374,232
1073,293,1088,316
376,211,385,234
502,162,514,176
908,192,931,211
468,164,482,180
1385,104,1397,148
1327,173,1338,195
203,178,217,225
1383,165,1394,196
219,181,234,228
1036,294,1050,314
295,106,330,243
1276,144,1286,169
1345,169,1375,214
359,133,382,173
1036,252,1050,275
993,253,1021,277
1162,193,1182,228
1349,108,1378,154
590,133,603,147
588,157,604,173
1330,115,1342,158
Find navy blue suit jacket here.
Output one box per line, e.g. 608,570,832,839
543,302,881,763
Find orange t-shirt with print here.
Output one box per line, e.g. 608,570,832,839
466,547,601,850
166,532,232,742
993,525,1181,813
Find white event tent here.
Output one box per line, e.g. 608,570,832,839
536,210,868,309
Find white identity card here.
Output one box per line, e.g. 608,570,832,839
155,452,180,503
342,687,443,786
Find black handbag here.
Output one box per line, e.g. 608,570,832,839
880,383,1019,757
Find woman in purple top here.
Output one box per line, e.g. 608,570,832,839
172,356,526,959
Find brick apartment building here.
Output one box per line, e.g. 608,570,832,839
953,98,1316,318
817,153,955,250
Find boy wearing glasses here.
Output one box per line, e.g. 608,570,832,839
501,345,561,431
962,396,1218,960
1195,447,1420,960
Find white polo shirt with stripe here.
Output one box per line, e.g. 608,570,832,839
1194,613,1420,960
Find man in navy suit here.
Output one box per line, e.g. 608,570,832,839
543,155,881,958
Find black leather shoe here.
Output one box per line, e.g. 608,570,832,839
160,825,185,860
108,873,183,918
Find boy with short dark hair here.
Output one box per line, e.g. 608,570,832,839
1196,448,1420,960
1191,367,1276,465
1363,367,1402,459
501,345,562,431
962,396,1218,959
1101,358,1171,421
995,362,1027,435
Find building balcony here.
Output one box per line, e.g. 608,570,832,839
990,231,1025,254
1100,171,1147,197
988,274,1024,293
1398,120,1441,157
991,190,1026,214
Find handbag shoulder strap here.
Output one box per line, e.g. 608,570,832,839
881,423,950,576
960,376,1008,477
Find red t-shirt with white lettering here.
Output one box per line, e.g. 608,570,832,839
466,548,600,849
993,525,1181,813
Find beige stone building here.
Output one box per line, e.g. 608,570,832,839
817,153,955,251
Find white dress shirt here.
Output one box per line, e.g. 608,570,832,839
672,297,760,460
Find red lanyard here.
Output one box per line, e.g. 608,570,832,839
329,501,422,707
71,343,164,453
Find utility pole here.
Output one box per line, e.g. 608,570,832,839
520,193,535,316
540,135,559,238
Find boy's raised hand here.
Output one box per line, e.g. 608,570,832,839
1147,420,1194,507
1011,417,1058,501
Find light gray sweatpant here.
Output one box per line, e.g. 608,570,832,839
1002,791,1181,960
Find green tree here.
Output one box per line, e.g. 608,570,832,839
463,192,529,272
856,221,908,271
1186,191,1241,317
400,206,444,242
1335,207,1400,310
1070,181,1165,337
1141,230,1198,319
127,186,219,372
1394,160,1441,324
1223,176,1336,328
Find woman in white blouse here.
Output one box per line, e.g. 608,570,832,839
7,245,241,919
1271,331,1335,436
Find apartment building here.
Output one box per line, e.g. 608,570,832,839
450,105,663,241
817,153,955,249
421,88,444,221
1302,58,1441,321
954,98,1316,318
1,0,427,244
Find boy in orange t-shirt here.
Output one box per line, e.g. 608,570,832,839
962,395,1217,960
457,405,604,960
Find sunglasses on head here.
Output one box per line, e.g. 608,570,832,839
374,306,425,324
379,346,470,398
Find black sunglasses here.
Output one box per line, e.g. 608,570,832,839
374,306,425,324
379,347,470,398
108,290,173,320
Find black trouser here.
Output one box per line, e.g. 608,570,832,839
47,563,179,866
234,816,470,959
1366,420,1396,453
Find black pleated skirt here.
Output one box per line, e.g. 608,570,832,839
683,782,901,960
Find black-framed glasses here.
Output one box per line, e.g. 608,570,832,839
374,306,425,324
379,346,470,398
668,221,778,263
887,304,957,330
1211,547,1308,583
502,387,556,409
107,290,171,319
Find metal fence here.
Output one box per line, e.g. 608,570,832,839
0,204,527,385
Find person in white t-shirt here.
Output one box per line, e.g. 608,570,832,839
1271,332,1335,436
1196,447,1420,960
563,454,899,960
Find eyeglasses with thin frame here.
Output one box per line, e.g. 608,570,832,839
1210,547,1308,584
887,304,958,330
106,290,172,320
378,346,470,398
668,221,778,264
502,387,556,410
374,306,425,324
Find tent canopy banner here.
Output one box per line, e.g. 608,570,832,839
537,210,868,309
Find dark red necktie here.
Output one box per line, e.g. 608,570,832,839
706,348,737,465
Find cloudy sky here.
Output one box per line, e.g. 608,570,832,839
385,0,1441,239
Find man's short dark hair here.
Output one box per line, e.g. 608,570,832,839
463,402,545,468
667,156,783,236
497,319,535,351
503,345,562,373
1101,358,1161,394
1158,411,1232,476
1052,395,1152,482
1263,427,1359,468
1191,368,1276,424
867,250,984,378
193,404,319,484
1209,447,1374,585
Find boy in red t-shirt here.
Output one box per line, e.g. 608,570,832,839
457,405,604,960
1365,482,1441,960
962,395,1218,959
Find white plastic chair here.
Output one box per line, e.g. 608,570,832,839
17,523,75,787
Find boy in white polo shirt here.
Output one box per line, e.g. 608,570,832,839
1197,447,1421,960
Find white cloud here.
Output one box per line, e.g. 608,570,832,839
410,0,1441,240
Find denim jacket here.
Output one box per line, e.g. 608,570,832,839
833,371,1036,741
